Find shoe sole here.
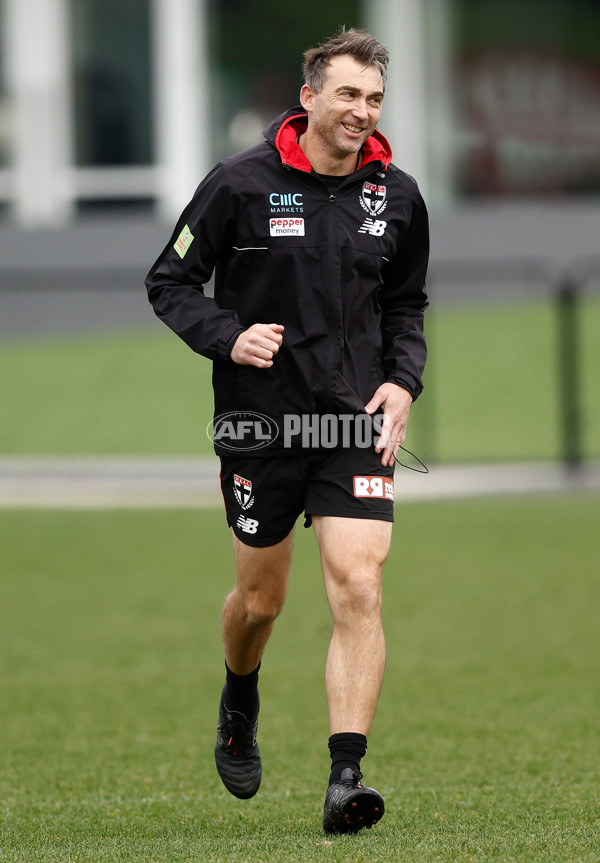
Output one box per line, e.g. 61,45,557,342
324,788,385,835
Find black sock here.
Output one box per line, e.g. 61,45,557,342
328,732,368,785
222,661,260,718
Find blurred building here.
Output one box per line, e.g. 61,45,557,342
0,0,599,235
1,0,599,468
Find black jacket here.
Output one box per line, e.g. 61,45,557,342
146,107,429,455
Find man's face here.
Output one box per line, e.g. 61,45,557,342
301,55,384,161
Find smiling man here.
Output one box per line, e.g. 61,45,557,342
146,27,429,836
298,54,384,173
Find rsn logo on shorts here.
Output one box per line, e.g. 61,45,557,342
353,476,395,501
270,217,305,236
236,515,259,534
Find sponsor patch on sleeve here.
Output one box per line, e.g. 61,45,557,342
174,224,194,258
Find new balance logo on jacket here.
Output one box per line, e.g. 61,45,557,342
358,218,387,236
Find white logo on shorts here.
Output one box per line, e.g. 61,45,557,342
236,515,259,534
353,476,394,500
234,474,255,510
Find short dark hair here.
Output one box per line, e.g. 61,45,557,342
302,27,389,93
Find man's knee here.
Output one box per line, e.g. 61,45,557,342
324,540,386,596
238,583,286,627
231,533,293,627
324,560,383,621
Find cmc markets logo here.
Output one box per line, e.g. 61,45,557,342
269,192,304,213
207,412,279,451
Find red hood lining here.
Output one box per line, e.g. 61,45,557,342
274,114,392,173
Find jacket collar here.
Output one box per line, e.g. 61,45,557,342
265,107,392,173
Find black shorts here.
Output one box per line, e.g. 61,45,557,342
220,447,395,547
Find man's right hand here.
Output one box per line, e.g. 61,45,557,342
230,323,284,368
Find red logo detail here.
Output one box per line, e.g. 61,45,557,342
353,476,394,501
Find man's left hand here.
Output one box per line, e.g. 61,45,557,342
364,383,413,467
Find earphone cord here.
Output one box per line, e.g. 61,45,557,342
393,445,429,474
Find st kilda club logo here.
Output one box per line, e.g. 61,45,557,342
359,181,387,216
233,474,255,510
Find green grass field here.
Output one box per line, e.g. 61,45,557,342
1,495,599,861
2,298,599,462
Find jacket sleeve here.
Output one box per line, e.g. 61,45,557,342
145,163,245,361
379,190,430,400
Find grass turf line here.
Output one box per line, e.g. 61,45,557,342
0,496,599,861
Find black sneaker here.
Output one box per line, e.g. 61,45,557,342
323,768,385,834
214,695,261,799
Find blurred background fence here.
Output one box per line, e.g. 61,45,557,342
412,258,600,467
1,246,598,467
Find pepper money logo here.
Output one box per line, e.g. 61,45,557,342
270,217,305,236
207,411,279,451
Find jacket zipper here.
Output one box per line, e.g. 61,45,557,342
322,172,373,405
282,163,384,407
323,192,337,404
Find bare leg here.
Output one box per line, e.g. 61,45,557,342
313,516,392,735
222,530,295,674
215,531,294,799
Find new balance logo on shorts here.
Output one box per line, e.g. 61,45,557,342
236,515,259,534
353,476,394,500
